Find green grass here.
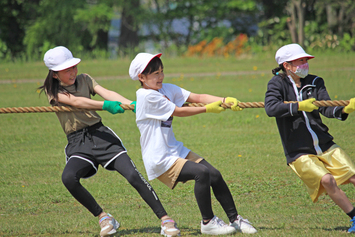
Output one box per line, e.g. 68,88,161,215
1,52,355,236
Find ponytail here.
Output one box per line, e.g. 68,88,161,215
272,64,287,79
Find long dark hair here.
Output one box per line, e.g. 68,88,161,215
139,56,164,86
37,70,74,105
272,63,288,79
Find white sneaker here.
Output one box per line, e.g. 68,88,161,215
201,216,237,235
230,215,257,234
99,213,120,237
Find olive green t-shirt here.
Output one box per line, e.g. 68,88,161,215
48,73,101,135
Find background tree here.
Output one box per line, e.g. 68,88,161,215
285,0,308,47
0,0,40,60
74,0,114,50
118,0,140,55
317,0,355,36
23,0,88,59
142,0,259,52
0,0,355,61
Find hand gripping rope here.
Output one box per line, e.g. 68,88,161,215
0,100,350,114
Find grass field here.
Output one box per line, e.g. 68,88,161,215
1,52,355,236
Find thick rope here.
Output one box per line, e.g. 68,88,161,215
0,100,349,114
183,100,350,108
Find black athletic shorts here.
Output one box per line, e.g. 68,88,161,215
65,122,127,178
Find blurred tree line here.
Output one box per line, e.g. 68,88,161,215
0,0,354,61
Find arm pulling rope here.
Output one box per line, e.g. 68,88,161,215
0,100,350,114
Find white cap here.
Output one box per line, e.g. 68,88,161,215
129,53,162,80
44,46,81,71
275,44,314,65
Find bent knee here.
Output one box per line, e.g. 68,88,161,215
61,171,78,189
195,165,210,182
209,168,223,183
320,173,337,187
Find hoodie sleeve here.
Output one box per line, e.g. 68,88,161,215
314,77,348,121
265,76,299,118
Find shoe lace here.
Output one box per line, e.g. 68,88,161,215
214,217,227,227
238,216,252,225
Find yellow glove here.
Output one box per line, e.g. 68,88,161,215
298,98,319,112
344,98,355,114
225,97,243,111
205,101,226,113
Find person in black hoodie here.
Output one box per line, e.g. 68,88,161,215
265,43,355,233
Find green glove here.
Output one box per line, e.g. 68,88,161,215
205,101,226,113
102,100,125,114
130,101,137,113
225,97,243,111
298,98,319,112
344,98,355,114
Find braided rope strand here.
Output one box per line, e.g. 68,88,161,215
0,100,350,114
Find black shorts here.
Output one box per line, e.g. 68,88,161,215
65,122,127,178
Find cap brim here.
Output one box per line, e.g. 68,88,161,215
51,58,81,71
288,54,314,62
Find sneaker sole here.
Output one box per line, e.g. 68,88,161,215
201,228,236,235
160,229,181,237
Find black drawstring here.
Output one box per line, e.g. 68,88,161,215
80,127,95,147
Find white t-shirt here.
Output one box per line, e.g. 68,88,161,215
136,83,191,180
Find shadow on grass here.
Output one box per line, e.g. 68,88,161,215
85,226,349,236
106,226,201,236
256,225,349,233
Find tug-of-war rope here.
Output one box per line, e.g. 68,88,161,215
0,100,350,114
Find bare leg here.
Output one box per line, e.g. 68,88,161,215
348,175,355,186
321,173,354,213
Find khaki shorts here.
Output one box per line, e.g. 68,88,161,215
289,145,355,202
157,151,203,189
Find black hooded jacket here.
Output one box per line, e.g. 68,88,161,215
265,74,348,164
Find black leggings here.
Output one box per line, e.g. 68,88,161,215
61,153,167,219
176,159,238,222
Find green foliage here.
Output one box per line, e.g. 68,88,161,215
143,0,259,49
226,0,257,10
23,0,87,60
254,16,291,47
1,0,355,61
74,3,114,48
0,38,9,60
339,33,355,51
253,0,355,53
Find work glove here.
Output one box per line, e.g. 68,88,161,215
224,97,243,111
130,101,137,113
344,98,355,114
298,98,319,112
205,101,226,113
102,101,125,114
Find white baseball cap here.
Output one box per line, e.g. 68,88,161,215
44,46,81,71
275,43,314,65
129,53,162,80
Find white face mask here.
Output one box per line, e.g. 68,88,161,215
291,62,309,78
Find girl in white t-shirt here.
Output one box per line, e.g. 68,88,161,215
130,52,257,235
